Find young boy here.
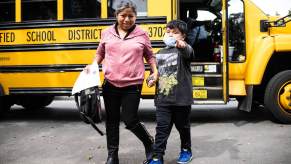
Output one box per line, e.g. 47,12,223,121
148,20,194,164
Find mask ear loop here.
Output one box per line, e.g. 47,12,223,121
182,33,186,40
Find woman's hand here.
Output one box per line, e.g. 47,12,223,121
83,65,92,74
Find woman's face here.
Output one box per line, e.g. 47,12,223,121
116,8,136,31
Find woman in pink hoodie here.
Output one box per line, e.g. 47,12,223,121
86,1,158,163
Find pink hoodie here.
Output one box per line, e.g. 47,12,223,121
96,25,156,87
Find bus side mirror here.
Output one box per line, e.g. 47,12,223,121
260,20,269,32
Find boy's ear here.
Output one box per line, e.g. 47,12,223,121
182,33,186,40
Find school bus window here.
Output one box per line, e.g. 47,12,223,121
64,0,101,19
0,0,15,22
108,0,147,17
228,0,246,62
22,0,57,21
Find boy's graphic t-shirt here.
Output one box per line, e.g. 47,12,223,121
156,52,178,96
155,46,194,106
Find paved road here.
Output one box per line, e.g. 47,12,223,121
0,98,291,164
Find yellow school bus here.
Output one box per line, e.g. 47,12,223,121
0,0,166,109
0,0,291,123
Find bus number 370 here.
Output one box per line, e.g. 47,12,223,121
148,27,166,38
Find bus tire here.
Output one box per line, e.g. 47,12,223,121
20,96,54,110
264,70,291,124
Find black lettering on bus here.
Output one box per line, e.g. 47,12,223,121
83,29,86,39
68,30,73,40
42,31,47,41
79,29,84,40
27,32,32,42
68,30,83,40
98,29,102,39
93,29,98,39
36,31,41,41
0,33,3,42
32,31,36,41
48,31,56,41
27,31,56,42
11,32,15,42
148,26,165,38
163,27,166,37
153,27,157,37
86,29,91,39
76,30,80,40
0,32,16,43
148,27,153,37
68,28,102,40
158,27,163,37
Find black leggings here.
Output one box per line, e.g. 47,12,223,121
102,80,142,129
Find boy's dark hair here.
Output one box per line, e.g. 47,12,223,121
166,20,188,35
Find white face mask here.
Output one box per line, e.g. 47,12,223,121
163,36,176,47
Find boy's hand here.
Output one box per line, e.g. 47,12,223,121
175,40,187,48
146,72,158,88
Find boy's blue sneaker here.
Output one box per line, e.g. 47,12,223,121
148,158,163,164
177,149,193,164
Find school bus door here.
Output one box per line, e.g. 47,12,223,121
175,0,229,104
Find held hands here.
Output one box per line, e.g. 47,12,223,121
175,40,187,48
146,72,158,88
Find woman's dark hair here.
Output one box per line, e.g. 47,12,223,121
115,0,137,16
166,20,188,35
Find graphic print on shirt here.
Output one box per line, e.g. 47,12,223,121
156,52,179,96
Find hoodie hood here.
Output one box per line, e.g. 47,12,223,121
108,24,146,39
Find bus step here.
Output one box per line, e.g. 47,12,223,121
192,74,223,87
193,100,225,105
191,62,222,74
193,87,223,100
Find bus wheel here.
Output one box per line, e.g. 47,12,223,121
264,70,291,124
20,96,55,110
